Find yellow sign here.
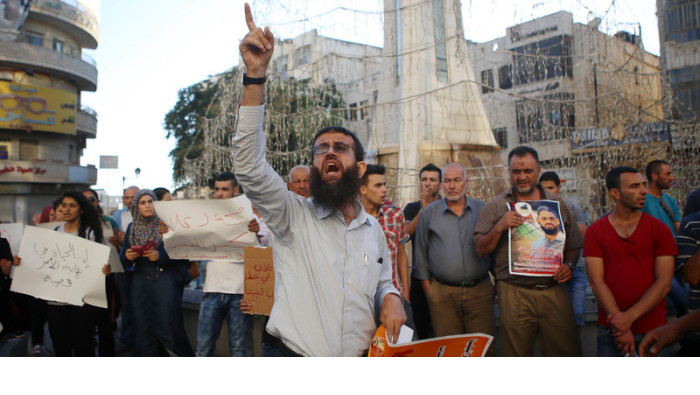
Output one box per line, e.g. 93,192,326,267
0,82,77,135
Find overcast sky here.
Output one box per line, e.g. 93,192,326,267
79,0,659,197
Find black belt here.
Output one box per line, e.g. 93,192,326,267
434,276,486,288
509,281,557,291
266,334,303,357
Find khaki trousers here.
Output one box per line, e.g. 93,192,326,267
425,278,496,356
497,281,581,357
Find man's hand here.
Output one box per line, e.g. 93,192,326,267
248,219,260,234
553,263,572,283
608,311,634,336
240,3,274,78
421,279,430,292
102,264,112,276
639,324,680,357
496,211,525,232
240,299,252,312
379,293,407,344
614,329,636,356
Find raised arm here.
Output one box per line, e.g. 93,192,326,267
240,3,273,106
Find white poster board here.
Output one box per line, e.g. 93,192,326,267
155,196,258,261
11,226,110,308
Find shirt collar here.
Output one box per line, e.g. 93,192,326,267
439,196,473,214
504,184,552,201
311,198,372,226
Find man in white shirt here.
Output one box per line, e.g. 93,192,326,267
229,3,405,357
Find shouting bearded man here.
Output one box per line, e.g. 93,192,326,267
230,3,405,357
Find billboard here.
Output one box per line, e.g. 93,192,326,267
0,82,77,135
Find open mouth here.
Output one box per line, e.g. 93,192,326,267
324,161,340,175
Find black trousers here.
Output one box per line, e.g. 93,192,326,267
47,304,96,357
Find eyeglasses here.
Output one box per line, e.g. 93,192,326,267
312,143,353,156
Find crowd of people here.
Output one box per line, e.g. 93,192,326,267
2,3,699,358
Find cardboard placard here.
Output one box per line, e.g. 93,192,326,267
243,246,274,315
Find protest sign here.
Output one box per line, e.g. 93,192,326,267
11,226,110,308
155,196,258,261
507,200,565,276
243,247,274,315
367,325,493,357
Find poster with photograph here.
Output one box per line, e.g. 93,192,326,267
507,200,565,276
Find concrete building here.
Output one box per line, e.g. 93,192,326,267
269,29,383,147
657,0,700,121
468,11,665,216
0,0,99,223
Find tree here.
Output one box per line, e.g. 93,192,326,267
164,67,345,191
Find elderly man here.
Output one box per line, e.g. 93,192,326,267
474,146,583,356
287,165,310,198
229,3,404,357
414,163,494,351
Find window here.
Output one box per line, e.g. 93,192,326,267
25,31,43,47
19,140,39,161
665,1,700,42
433,0,448,83
360,100,369,120
513,35,573,86
295,45,311,66
669,65,700,119
53,39,64,53
498,64,513,90
516,92,575,143
492,128,508,148
348,103,358,121
276,55,288,74
481,69,494,93
0,144,8,160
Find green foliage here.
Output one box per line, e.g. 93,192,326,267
164,67,345,188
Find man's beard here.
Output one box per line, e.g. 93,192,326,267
310,163,361,211
542,226,559,236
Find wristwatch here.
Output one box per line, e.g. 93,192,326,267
565,262,575,270
242,73,267,85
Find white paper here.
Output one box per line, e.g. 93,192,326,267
155,196,259,261
0,222,24,256
102,224,124,273
11,226,110,308
393,325,415,345
121,211,133,232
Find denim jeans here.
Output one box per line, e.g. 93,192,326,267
131,268,194,357
596,326,669,357
196,293,251,357
114,271,135,348
566,265,588,327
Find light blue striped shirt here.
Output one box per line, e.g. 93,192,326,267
231,105,397,356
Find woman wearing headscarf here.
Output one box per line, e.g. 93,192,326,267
120,189,193,357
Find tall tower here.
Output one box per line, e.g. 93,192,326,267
0,0,99,223
371,0,507,205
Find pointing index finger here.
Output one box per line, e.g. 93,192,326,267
244,3,257,32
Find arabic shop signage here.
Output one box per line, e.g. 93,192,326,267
0,82,77,135
571,122,671,151
0,160,65,183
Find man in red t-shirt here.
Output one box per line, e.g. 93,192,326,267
585,166,677,357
